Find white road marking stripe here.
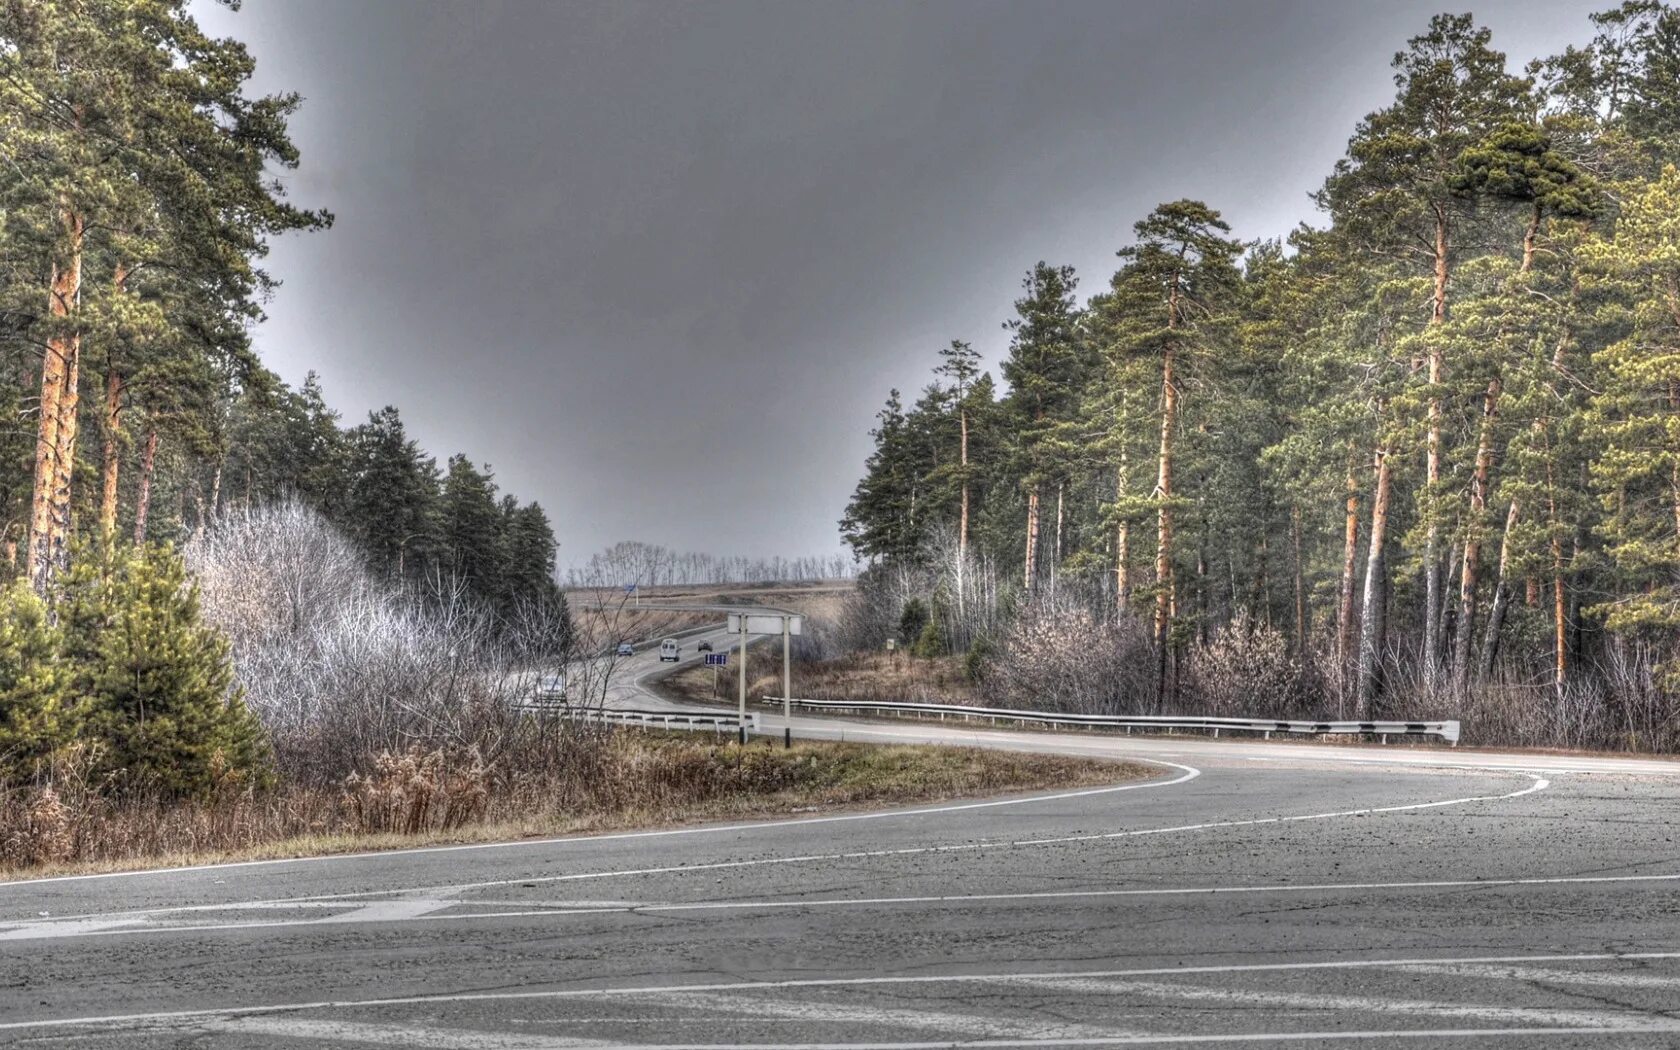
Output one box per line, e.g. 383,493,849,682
1018,976,1666,1029
9,949,1680,1033
0,772,1548,942
636,990,1134,1040
24,863,1676,942
66,1026,1680,1048
1396,962,1680,991
211,1018,614,1047
0,764,1199,889
398,773,1553,899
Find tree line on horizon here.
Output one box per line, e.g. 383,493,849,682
566,540,856,590
842,5,1680,724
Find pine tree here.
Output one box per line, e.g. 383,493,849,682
1108,202,1242,699
1318,13,1530,691
346,407,438,578
1585,166,1680,659
57,543,268,796
842,390,930,562
0,582,73,781
1000,263,1084,589
440,455,506,602
934,341,982,559
0,0,325,592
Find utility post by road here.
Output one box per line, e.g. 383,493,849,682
737,616,749,744
782,616,792,749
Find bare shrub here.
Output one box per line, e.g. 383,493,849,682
0,786,73,867
981,594,1154,714
184,501,570,783
340,746,490,835
1183,611,1306,717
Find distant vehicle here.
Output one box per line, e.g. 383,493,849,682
615,642,635,657
534,673,566,702
659,638,680,662
697,640,713,653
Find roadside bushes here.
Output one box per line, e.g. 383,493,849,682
183,501,570,784
980,595,1155,714
1181,611,1307,717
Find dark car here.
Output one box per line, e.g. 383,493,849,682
697,640,713,653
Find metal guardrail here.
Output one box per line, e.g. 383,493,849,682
515,701,758,733
759,696,1459,745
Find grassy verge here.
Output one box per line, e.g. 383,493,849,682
0,731,1149,882
663,647,978,706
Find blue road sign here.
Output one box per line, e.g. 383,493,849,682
624,583,636,594
705,652,728,667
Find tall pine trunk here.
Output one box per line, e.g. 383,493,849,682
99,368,123,540
98,262,131,542
1422,205,1449,694
1154,341,1178,704
1453,376,1501,696
1291,505,1306,656
1336,463,1361,684
28,202,85,594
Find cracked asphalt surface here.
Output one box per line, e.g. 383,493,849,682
2,627,1678,1048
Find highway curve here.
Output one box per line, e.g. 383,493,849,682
2,628,1679,1048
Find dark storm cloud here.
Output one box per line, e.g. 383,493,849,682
194,0,1596,568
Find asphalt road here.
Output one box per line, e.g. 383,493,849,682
2,629,1678,1048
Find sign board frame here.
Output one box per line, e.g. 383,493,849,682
727,612,803,636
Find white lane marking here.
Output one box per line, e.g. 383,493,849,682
1397,962,1680,991
396,773,1552,899
11,949,1680,1033
53,1026,1680,1047
1020,976,1666,1029
63,861,1680,938
636,990,1133,1041
0,764,1197,889
211,1018,614,1047
776,716,1680,777
0,770,1547,942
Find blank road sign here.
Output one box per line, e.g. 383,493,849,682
727,613,803,636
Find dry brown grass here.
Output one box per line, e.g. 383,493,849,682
665,648,978,706
0,729,1144,881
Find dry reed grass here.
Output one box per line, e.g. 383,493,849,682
0,730,1141,879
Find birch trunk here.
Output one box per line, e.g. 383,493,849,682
1478,498,1519,680
1023,483,1039,589
133,428,159,544
1356,444,1394,718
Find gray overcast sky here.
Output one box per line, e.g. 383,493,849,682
193,0,1597,572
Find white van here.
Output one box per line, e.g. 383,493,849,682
659,638,680,662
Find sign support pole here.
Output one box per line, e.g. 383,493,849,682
737,619,748,745
782,616,792,749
